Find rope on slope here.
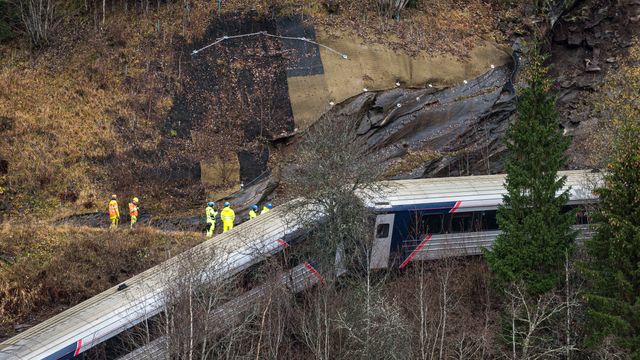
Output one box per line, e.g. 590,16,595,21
190,30,349,59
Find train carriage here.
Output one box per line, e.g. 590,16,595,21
369,170,600,269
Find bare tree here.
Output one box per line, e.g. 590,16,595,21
281,114,384,273
334,281,411,360
12,0,59,46
397,257,498,360
502,283,578,360
298,286,337,360
282,113,405,359
376,0,410,19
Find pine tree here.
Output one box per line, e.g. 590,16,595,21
582,117,640,359
484,50,575,296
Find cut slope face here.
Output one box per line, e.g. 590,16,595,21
0,1,515,218
160,12,294,201
286,29,512,129
293,55,518,181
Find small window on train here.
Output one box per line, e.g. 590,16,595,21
376,223,390,238
574,206,590,225
562,205,591,225
483,210,499,230
422,214,444,234
451,213,473,233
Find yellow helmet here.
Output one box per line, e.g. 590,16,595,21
133,197,139,203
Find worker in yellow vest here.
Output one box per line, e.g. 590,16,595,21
128,197,139,229
220,201,235,233
205,201,218,237
261,203,272,215
108,194,120,229
249,204,258,220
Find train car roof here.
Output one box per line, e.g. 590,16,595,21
369,170,601,212
0,205,310,360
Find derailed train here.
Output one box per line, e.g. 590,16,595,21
0,170,600,359
369,170,598,269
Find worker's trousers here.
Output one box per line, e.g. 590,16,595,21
206,221,215,237
110,216,119,229
130,215,137,229
223,221,233,233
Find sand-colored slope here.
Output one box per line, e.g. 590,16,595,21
287,29,512,129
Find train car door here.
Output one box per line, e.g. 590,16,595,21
370,214,395,269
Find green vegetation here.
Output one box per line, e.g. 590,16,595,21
583,119,640,358
484,49,575,296
582,45,640,358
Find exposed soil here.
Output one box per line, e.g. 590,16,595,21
155,11,294,198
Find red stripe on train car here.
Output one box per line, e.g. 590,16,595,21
74,339,83,356
449,201,462,213
276,239,289,248
399,234,433,269
303,261,325,284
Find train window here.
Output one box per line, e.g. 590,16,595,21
483,210,499,230
451,213,473,233
423,214,444,234
376,223,390,238
467,211,484,232
561,205,591,225
574,205,590,225
408,213,423,239
575,210,589,225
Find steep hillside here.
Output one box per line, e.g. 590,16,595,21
0,0,523,340
0,0,513,221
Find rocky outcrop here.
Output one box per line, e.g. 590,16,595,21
549,0,640,166
316,55,518,179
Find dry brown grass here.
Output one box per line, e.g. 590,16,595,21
220,0,508,57
0,222,202,339
0,2,212,218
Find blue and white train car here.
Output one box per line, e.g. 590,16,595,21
0,170,600,359
368,170,600,269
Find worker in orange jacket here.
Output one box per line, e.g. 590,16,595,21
129,197,139,229
108,194,120,229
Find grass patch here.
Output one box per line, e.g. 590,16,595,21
0,223,202,338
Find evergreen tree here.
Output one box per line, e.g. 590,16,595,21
582,116,640,359
484,50,575,296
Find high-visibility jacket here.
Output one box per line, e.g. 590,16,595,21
129,202,139,217
260,206,270,215
109,200,119,218
220,206,235,223
206,206,218,223
249,210,257,219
